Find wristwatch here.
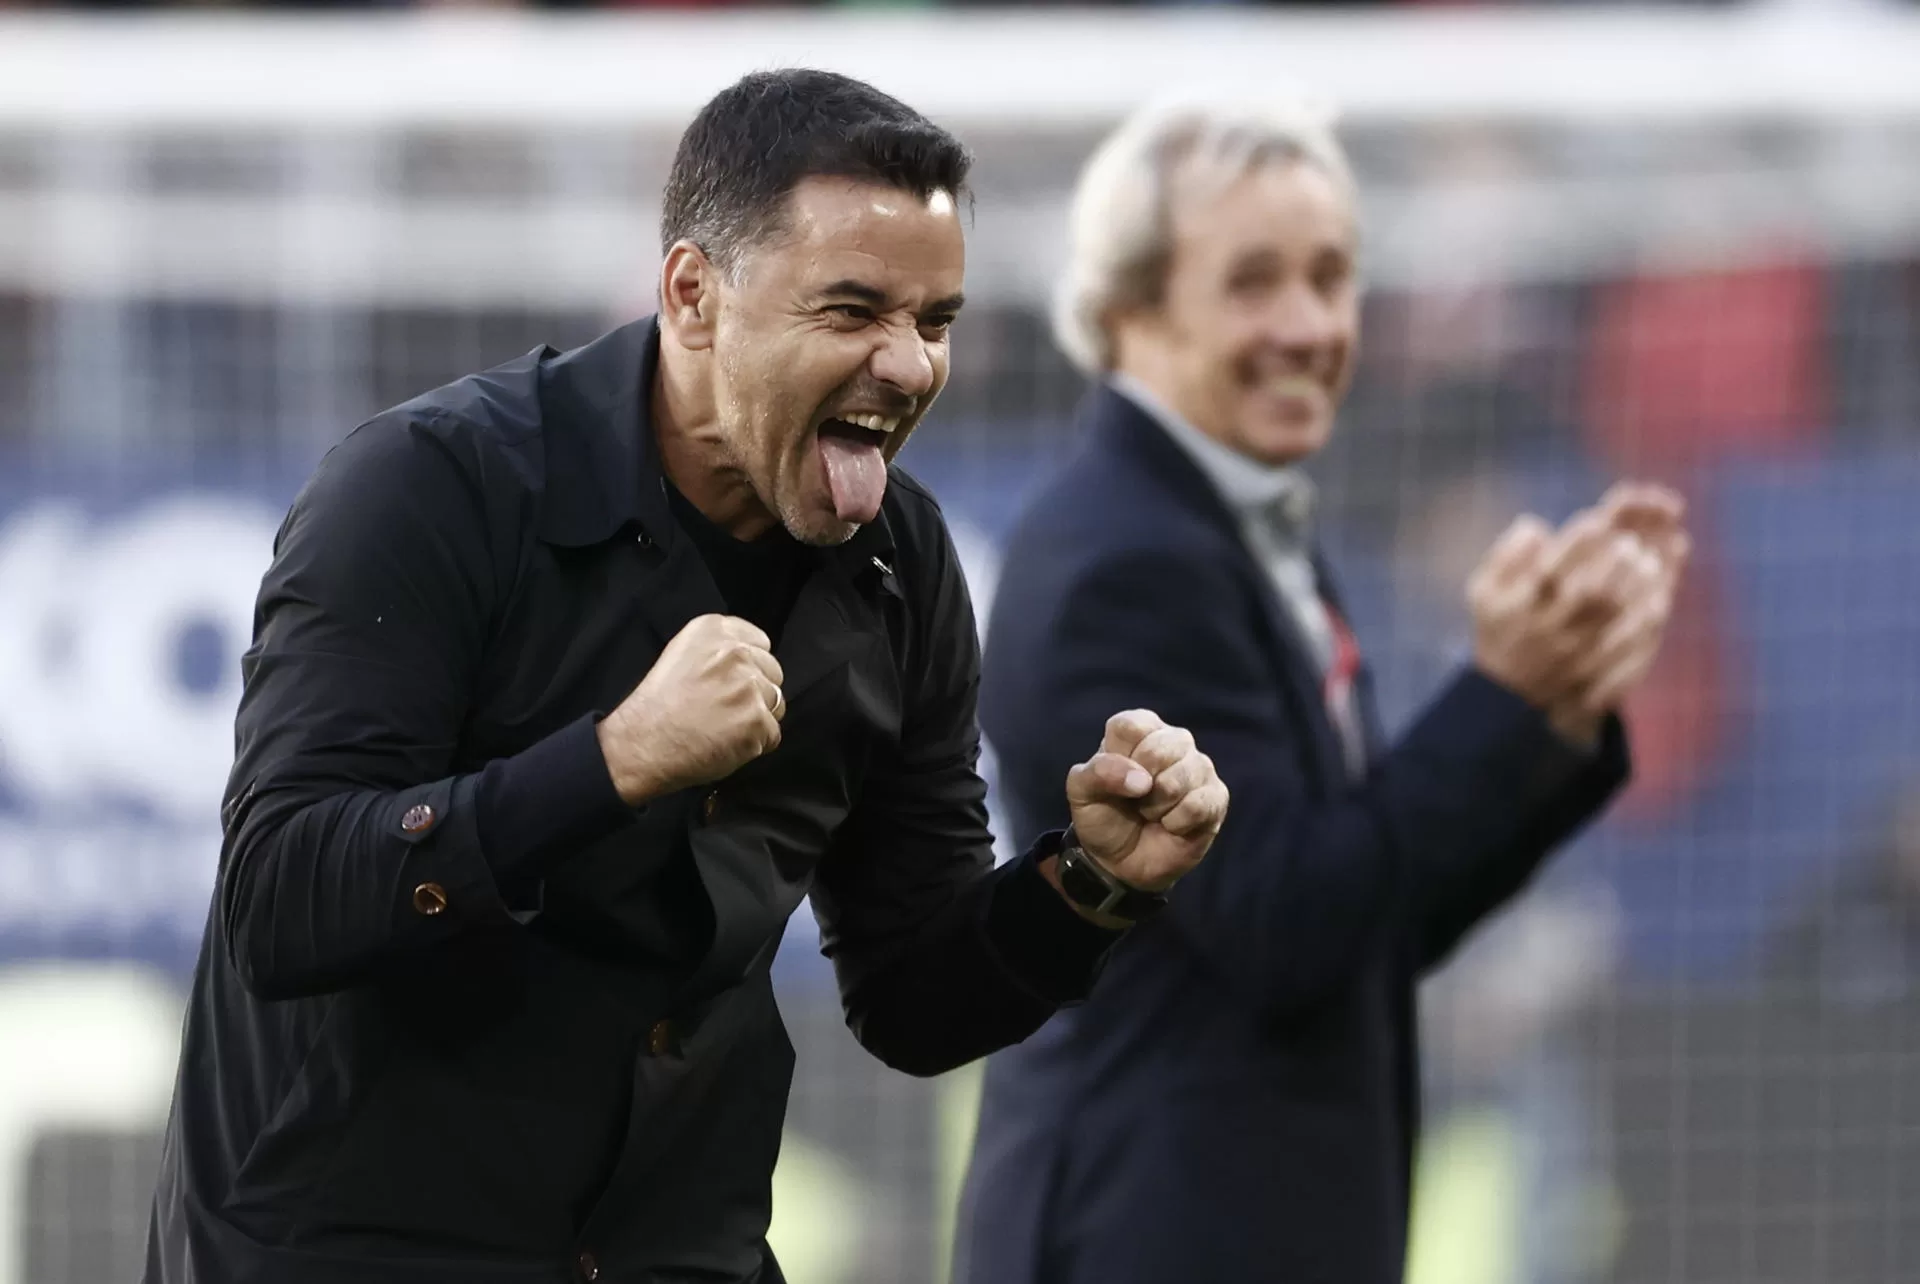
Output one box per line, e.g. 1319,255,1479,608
1054,828,1168,924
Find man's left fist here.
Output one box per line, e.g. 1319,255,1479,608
1063,709,1229,894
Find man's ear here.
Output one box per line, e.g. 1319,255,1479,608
1105,302,1168,380
659,240,719,351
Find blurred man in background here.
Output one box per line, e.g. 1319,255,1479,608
955,96,1688,1284
142,70,1230,1284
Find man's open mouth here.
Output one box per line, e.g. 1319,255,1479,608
816,413,902,525
820,412,900,449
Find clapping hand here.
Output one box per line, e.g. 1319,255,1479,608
1469,483,1690,747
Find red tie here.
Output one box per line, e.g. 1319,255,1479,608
1322,603,1368,778
1322,603,1361,720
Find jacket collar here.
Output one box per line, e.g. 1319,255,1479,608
535,315,896,566
536,315,668,548
1086,380,1250,545
1084,380,1377,782
1108,374,1318,535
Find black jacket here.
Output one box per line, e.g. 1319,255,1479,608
145,318,1116,1284
955,386,1629,1284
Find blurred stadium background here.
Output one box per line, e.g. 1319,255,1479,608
3,5,1920,1283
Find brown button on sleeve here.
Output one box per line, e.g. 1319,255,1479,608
647,1019,675,1057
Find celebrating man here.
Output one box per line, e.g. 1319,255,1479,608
144,70,1227,1284
956,95,1687,1284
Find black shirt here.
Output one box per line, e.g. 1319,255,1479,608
664,480,811,644
144,318,1118,1284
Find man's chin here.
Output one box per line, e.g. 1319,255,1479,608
800,521,860,548
781,501,861,548
1241,423,1329,468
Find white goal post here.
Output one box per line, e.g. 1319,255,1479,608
0,8,1917,308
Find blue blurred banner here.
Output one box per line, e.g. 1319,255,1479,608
0,473,290,972
3,443,1919,986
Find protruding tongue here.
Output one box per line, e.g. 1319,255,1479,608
818,427,887,524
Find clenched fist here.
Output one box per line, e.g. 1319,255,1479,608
1059,709,1228,907
596,614,785,806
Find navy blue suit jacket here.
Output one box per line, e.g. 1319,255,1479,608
955,386,1630,1284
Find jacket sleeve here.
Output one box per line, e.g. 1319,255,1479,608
218,413,635,1001
808,513,1121,1077
1413,710,1629,973
988,546,1627,1021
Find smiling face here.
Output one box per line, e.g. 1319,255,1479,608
1112,158,1359,468
659,175,966,546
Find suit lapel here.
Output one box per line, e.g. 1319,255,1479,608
1243,557,1350,790
1091,388,1348,790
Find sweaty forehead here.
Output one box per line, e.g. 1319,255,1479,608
762,177,967,294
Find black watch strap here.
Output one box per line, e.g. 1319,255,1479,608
1054,829,1168,923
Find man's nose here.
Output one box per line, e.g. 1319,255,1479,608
869,324,936,399
1265,283,1343,357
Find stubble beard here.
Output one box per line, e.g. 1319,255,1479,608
762,433,859,548
782,489,860,547
719,380,864,547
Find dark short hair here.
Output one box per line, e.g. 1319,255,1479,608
661,69,972,275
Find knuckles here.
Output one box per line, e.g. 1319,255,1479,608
1106,707,1162,736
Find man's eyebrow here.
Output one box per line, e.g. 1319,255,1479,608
815,279,890,307
813,281,966,317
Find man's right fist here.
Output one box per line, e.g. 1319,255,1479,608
596,614,785,806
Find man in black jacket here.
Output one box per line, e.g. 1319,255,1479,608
143,70,1227,1284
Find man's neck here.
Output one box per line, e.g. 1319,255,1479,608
651,347,778,541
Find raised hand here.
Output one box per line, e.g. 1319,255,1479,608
1469,512,1581,709
596,614,786,805
1594,481,1689,573
1064,709,1229,895
1554,485,1690,719
1467,484,1690,746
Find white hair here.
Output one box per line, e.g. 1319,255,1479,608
1053,92,1357,376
